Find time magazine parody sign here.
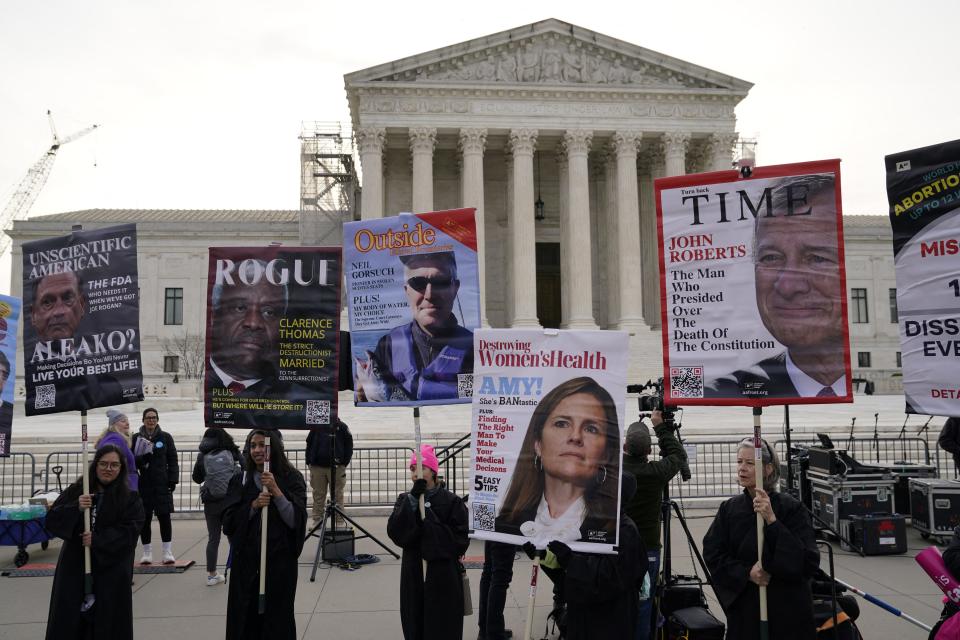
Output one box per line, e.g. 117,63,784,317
885,139,960,415
469,329,628,554
655,160,853,407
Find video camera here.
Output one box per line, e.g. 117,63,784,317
627,378,679,426
627,378,691,482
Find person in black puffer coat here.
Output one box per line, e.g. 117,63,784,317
132,407,178,564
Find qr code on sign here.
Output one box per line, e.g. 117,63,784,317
305,400,330,425
457,374,473,398
473,502,495,531
35,384,56,409
670,366,704,398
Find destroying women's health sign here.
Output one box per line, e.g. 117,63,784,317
469,329,628,553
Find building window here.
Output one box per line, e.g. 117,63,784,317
164,288,183,325
858,351,871,368
889,288,898,323
163,355,179,373
896,351,902,368
851,288,869,323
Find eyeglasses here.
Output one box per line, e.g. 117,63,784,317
97,461,122,471
405,276,454,293
144,415,158,421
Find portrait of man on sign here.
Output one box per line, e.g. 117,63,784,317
30,272,86,342
207,259,306,401
706,174,848,399
354,251,474,402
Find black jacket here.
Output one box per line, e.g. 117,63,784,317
223,466,307,640
939,418,960,471
703,490,820,640
132,425,178,514
305,421,354,468
45,478,145,639
387,486,470,640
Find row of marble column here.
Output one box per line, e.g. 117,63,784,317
355,126,738,331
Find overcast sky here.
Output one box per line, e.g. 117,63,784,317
2,1,958,223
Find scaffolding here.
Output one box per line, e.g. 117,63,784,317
299,122,358,217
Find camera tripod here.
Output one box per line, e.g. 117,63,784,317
306,422,398,581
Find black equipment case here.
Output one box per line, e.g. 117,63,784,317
909,478,960,543
809,470,895,535
845,513,907,555
886,463,937,515
322,528,355,562
667,606,725,640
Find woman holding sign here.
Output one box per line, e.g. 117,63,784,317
495,377,621,546
223,430,307,640
45,445,144,640
702,438,819,640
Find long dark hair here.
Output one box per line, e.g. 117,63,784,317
497,377,621,530
243,429,296,478
64,444,131,517
202,427,241,459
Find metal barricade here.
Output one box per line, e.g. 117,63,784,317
774,436,932,467
0,453,36,504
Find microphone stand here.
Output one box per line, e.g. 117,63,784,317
897,415,909,463
846,417,856,452
916,416,933,465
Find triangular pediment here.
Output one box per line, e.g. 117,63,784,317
345,19,751,92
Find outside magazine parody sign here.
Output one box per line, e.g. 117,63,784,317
469,328,628,554
0,295,19,456
885,139,960,415
655,160,853,407
343,209,480,407
204,247,341,429
22,224,144,415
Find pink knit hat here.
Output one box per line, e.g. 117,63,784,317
409,444,439,474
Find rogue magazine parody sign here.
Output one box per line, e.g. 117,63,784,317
885,139,960,415
22,224,144,415
655,160,853,407
469,328,628,554
204,247,341,429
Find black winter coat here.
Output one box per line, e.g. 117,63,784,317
133,425,178,514
540,515,644,640
387,486,470,640
305,421,354,468
45,479,145,640
703,490,820,640
939,418,960,471
223,467,308,640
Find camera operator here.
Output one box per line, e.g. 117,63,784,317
623,408,687,640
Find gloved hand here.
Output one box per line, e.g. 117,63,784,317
547,540,572,567
410,478,428,498
522,541,545,561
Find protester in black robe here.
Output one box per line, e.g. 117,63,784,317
703,438,820,640
526,472,644,640
223,430,307,640
387,444,470,640
45,445,145,640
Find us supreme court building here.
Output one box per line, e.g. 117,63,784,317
9,20,904,400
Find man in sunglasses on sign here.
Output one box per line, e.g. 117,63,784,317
357,251,473,402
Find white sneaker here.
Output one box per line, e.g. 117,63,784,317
162,547,176,564
140,545,153,564
206,573,226,587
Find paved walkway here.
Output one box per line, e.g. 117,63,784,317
0,510,945,639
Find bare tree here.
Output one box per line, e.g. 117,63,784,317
158,332,205,379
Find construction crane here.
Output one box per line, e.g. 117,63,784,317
0,110,98,253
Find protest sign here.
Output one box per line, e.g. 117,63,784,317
0,295,19,456
468,328,627,553
204,247,341,429
344,209,480,406
885,139,960,415
655,160,852,406
22,224,143,415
